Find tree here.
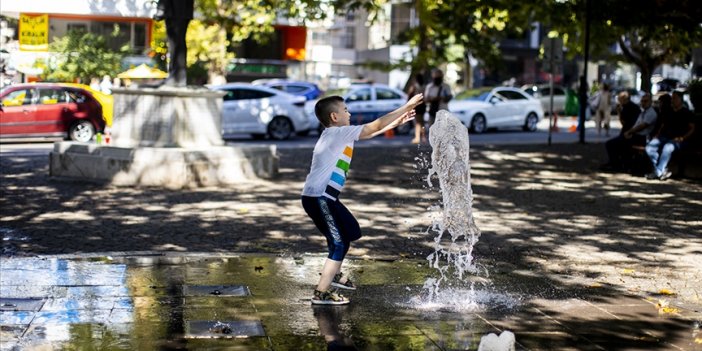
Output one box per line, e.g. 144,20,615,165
43,27,129,83
150,0,329,83
332,0,535,89
536,0,702,93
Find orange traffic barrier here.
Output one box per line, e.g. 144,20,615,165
568,124,577,133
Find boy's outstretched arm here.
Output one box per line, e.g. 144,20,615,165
359,94,424,140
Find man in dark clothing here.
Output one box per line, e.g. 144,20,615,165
616,91,641,134
601,92,648,171
645,91,696,180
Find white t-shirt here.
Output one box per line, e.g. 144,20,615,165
302,125,364,200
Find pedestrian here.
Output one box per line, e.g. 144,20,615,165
645,91,696,180
100,75,113,94
89,77,100,91
406,72,427,144
424,68,452,128
301,93,423,305
594,83,612,137
602,93,655,172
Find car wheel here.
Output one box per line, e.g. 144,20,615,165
470,114,487,134
523,112,538,132
268,116,293,140
69,120,95,142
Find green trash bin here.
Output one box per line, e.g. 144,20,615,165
565,88,579,116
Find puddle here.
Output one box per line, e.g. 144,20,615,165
0,254,697,350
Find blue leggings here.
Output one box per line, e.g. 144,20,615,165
301,196,361,261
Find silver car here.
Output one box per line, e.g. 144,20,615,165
210,83,313,140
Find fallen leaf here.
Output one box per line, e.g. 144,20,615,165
622,268,635,274
658,306,680,314
658,289,676,295
694,338,701,344
590,283,602,288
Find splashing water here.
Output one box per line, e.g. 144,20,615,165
423,110,481,302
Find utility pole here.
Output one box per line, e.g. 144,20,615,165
543,37,563,146
578,0,591,144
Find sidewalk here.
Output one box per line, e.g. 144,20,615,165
1,142,701,350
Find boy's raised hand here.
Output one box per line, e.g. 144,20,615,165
408,93,424,108
389,109,416,128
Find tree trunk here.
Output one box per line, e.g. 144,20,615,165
639,65,652,94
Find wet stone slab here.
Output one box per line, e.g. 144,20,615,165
184,320,265,339
182,285,250,297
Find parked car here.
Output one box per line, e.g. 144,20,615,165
252,79,324,101
209,83,312,140
306,83,411,134
0,83,106,142
521,84,567,116
448,87,544,133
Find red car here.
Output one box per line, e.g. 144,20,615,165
0,83,106,142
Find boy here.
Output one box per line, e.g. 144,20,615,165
301,93,424,305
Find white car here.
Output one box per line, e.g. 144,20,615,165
522,84,567,116
210,83,313,140
305,83,411,134
449,87,544,133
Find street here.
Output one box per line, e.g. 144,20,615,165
0,117,619,156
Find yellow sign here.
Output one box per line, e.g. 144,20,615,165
19,14,49,52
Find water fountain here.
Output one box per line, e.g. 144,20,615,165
424,110,481,298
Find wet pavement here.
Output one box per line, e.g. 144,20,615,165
1,253,700,350
2,140,702,350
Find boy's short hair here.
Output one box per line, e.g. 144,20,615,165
315,96,344,127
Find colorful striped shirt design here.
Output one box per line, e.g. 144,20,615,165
323,145,353,200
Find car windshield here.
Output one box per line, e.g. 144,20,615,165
456,88,492,101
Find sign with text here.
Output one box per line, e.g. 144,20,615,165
19,14,49,52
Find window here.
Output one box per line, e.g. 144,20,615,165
1,89,34,106
223,89,274,101
133,22,146,51
285,85,308,94
38,89,69,105
342,27,355,49
497,90,527,100
67,23,87,33
346,88,371,102
376,88,401,100
67,90,88,103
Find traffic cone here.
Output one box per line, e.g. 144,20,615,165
568,124,577,133
384,128,395,138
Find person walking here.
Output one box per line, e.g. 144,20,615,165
406,73,427,144
424,68,452,128
594,83,612,137
301,93,423,305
